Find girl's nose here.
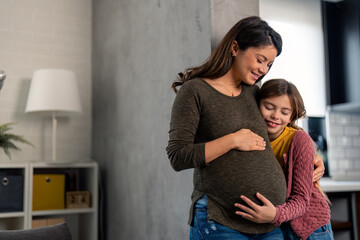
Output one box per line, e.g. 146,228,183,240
271,112,279,120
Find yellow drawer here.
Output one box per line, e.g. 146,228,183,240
33,174,65,211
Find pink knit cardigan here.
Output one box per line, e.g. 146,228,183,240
271,130,331,240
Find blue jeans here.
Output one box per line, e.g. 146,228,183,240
189,195,284,240
281,222,334,240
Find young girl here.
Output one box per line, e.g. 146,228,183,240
234,79,333,240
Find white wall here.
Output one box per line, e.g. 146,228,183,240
260,0,327,117
0,0,92,162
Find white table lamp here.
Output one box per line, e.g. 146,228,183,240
25,69,82,161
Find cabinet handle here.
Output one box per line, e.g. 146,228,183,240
45,177,51,183
2,177,9,186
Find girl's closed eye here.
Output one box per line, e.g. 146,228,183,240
281,111,290,116
264,103,274,110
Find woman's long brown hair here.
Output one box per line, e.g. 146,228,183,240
172,16,283,93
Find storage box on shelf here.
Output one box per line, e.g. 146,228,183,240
0,172,24,212
33,174,66,211
0,161,98,240
0,163,28,230
32,217,65,228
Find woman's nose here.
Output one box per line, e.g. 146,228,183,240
259,64,268,75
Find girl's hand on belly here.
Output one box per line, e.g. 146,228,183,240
234,192,276,223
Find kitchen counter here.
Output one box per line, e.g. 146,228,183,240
320,177,360,192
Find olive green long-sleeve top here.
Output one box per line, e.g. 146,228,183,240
166,78,286,234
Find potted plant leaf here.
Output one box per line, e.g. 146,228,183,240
0,123,34,159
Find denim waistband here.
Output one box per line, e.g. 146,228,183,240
195,194,207,207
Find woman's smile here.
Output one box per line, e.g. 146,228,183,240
251,72,261,81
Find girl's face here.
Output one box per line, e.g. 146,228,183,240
259,94,293,141
232,45,277,85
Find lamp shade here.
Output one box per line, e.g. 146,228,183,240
25,69,82,114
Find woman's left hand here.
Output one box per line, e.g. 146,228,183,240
313,153,325,182
234,192,276,223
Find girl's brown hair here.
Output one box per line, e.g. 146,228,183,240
172,16,282,93
258,79,306,129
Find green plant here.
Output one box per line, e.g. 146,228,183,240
0,122,34,159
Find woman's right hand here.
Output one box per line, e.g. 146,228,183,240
205,129,266,164
232,129,266,151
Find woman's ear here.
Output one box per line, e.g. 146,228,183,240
231,41,239,56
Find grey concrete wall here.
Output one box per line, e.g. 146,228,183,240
92,0,210,239
92,0,258,239
210,0,258,50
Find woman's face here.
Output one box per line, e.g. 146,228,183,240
232,45,277,85
259,94,293,141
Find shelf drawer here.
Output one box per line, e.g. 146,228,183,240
0,174,23,213
33,174,65,211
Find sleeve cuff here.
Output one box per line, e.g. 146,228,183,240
271,207,281,226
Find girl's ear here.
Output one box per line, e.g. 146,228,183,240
287,114,295,126
288,117,294,126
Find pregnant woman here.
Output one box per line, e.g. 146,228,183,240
167,16,287,239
